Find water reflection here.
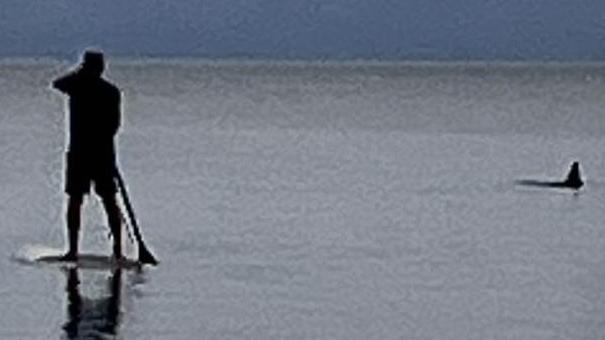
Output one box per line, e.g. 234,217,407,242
61,267,123,339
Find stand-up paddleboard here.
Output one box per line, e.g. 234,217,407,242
13,245,141,271
516,161,584,191
36,254,141,270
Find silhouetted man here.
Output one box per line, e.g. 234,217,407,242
52,50,122,261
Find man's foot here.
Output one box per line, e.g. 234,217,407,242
112,253,124,262
58,252,78,262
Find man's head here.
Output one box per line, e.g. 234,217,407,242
80,50,105,77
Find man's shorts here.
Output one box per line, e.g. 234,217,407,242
65,151,118,197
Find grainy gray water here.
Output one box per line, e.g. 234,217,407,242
1,60,605,339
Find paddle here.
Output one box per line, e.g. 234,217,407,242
115,169,159,265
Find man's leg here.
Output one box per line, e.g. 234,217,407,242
101,195,122,259
63,195,83,260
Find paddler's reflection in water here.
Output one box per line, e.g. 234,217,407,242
62,267,122,339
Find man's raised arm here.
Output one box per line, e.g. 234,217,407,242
52,70,79,94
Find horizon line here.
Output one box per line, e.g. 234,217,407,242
2,56,605,68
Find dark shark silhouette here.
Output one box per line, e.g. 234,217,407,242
516,161,584,190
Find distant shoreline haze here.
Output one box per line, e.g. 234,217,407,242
1,1,605,62
2,57,605,69
1,53,605,64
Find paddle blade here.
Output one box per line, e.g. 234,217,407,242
138,244,159,265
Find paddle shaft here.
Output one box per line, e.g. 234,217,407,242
114,169,158,264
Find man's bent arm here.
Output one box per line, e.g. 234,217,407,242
109,90,121,136
52,71,79,94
